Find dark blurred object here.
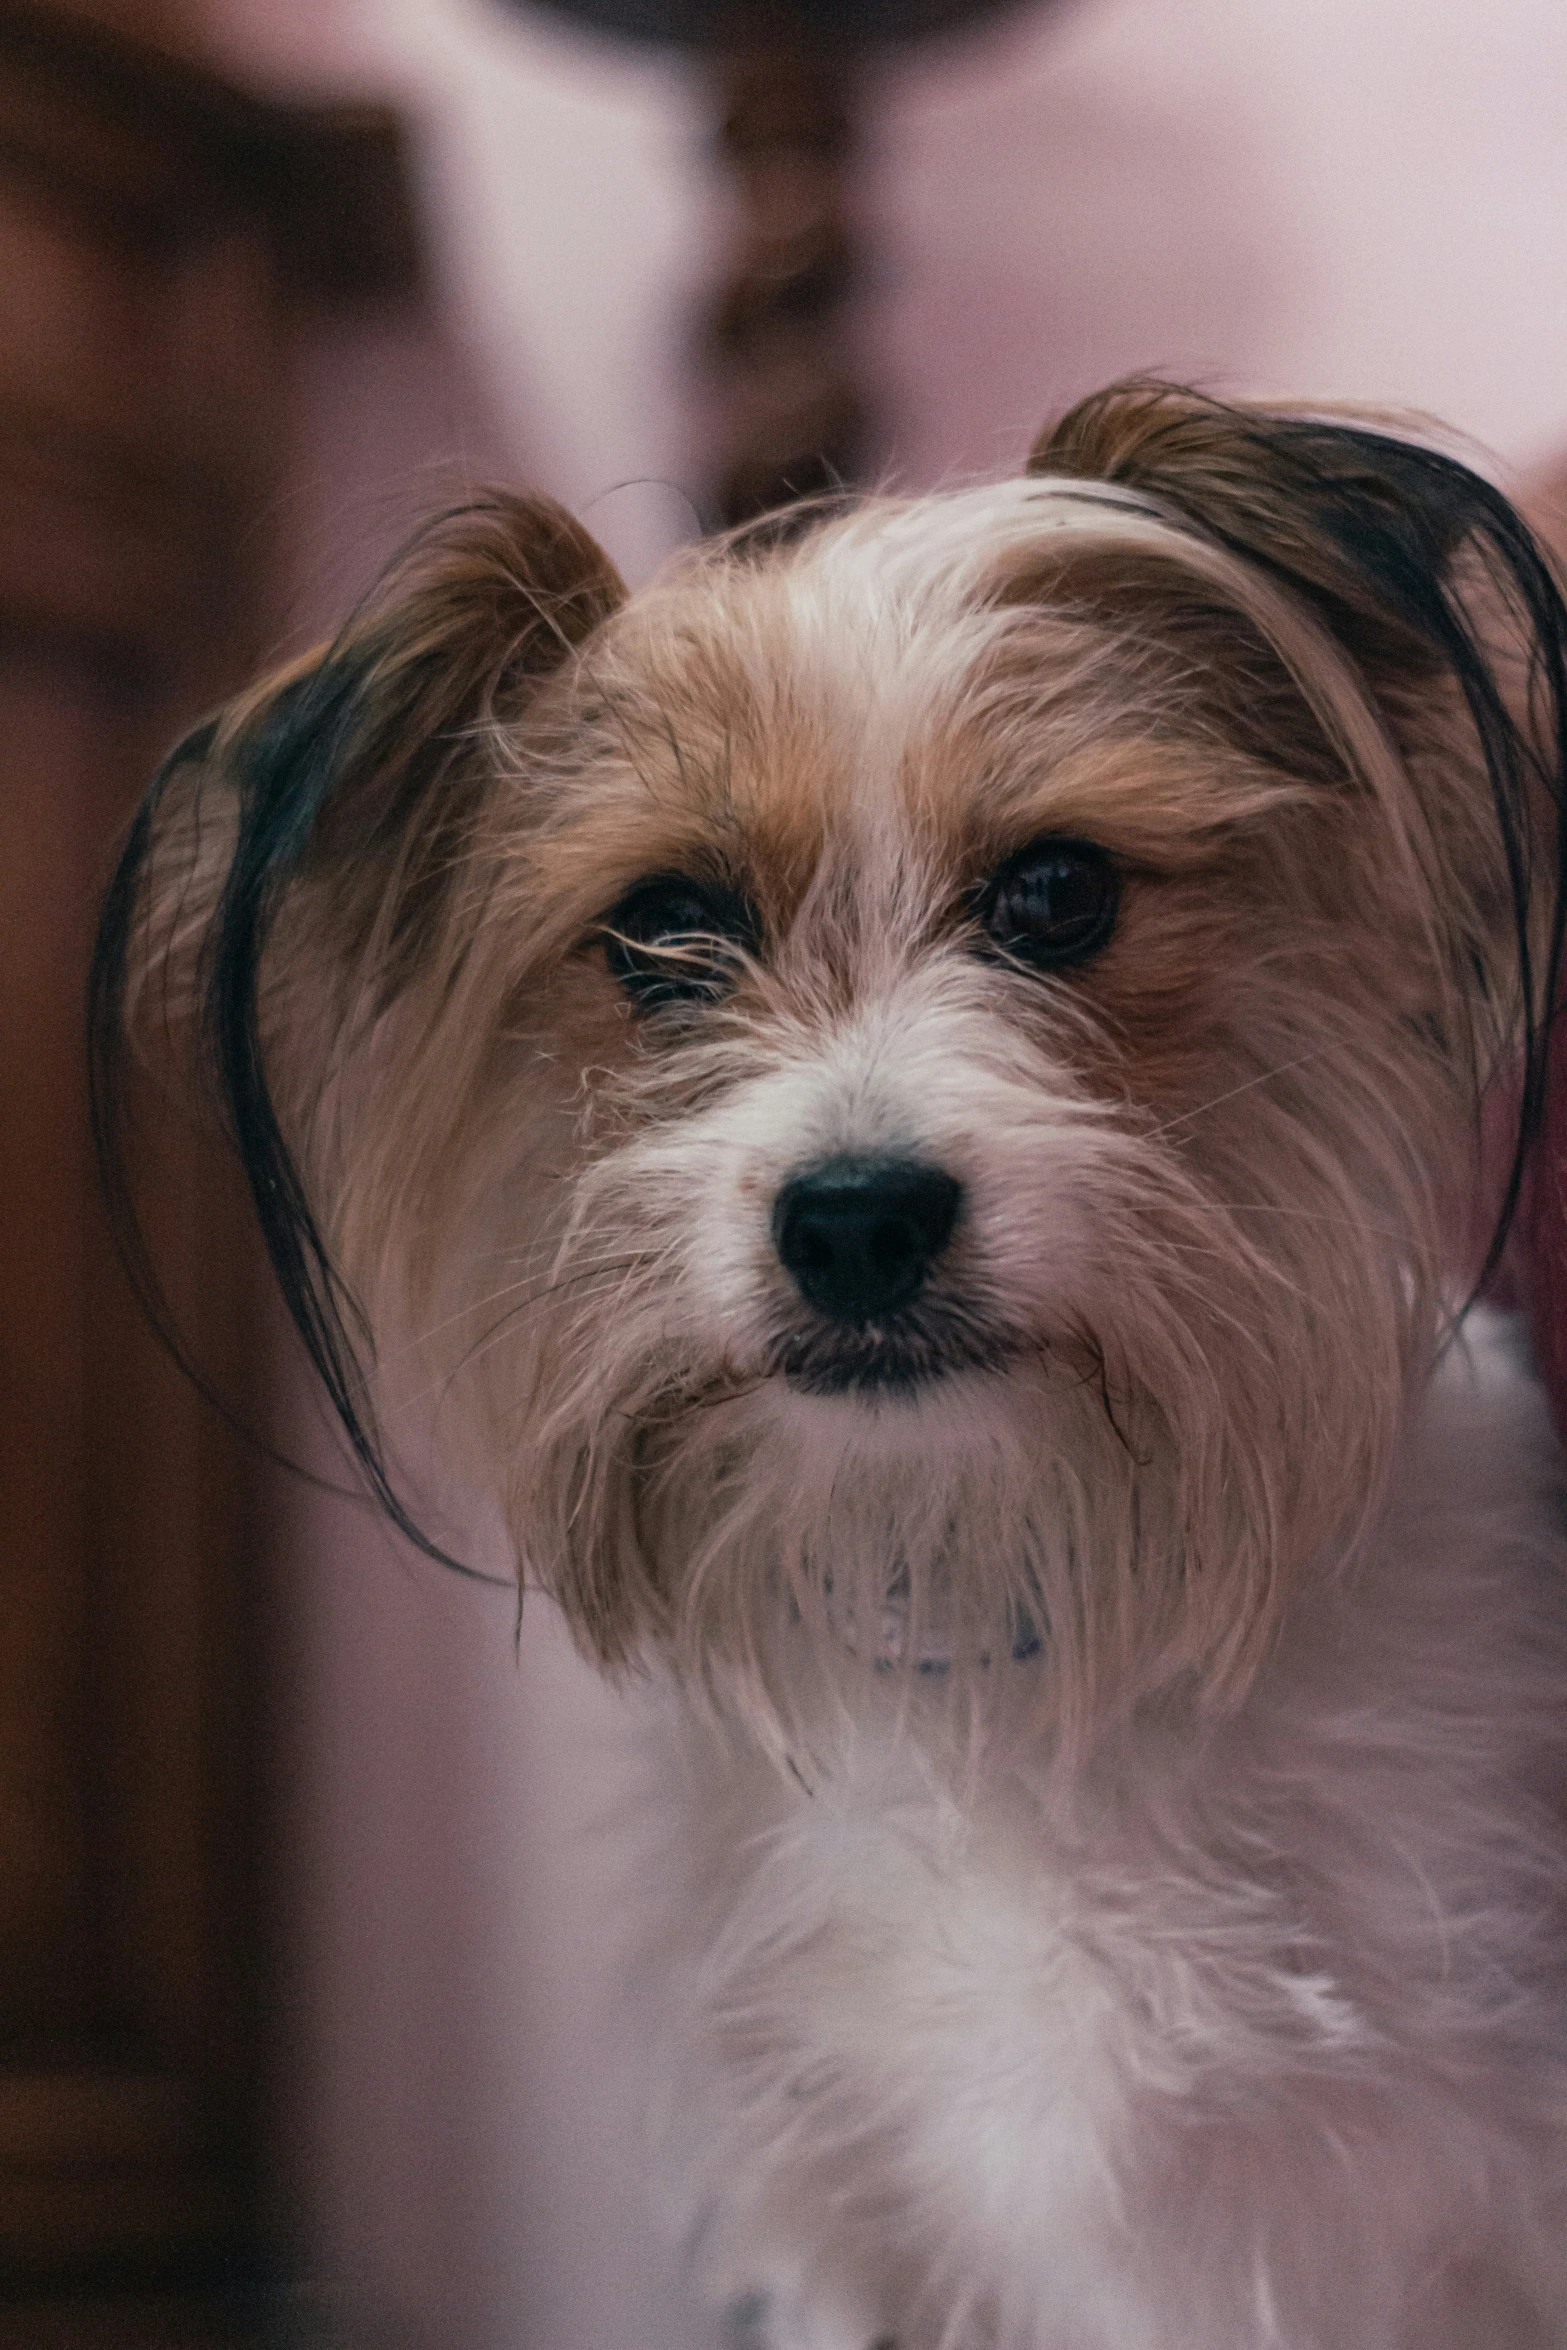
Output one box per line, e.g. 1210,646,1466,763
528,0,1023,42
1515,458,1567,1447
704,42,863,524
0,1,418,2334
506,0,1033,525
0,1,420,300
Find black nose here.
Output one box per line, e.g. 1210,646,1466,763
772,1156,963,1324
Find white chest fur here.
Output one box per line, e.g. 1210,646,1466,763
648,1319,1567,2350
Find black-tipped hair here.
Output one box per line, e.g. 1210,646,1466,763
89,494,624,1576
1033,380,1567,1287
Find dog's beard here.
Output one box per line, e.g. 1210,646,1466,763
494,1094,1436,1758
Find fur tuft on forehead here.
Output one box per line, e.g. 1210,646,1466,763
91,383,1567,1734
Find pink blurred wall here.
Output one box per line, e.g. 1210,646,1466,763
199,3,1567,2344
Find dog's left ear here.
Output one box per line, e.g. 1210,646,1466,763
1028,379,1564,715
90,493,625,1558
1030,379,1567,1264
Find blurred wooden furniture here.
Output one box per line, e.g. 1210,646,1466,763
0,3,416,2332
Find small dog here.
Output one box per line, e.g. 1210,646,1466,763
95,382,1567,2348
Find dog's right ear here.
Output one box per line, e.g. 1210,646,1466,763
90,493,624,1557
1030,380,1567,1289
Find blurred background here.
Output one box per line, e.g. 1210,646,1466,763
3,0,1567,2343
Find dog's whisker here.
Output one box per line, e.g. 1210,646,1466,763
387,1247,659,1356
392,1258,663,1416
1140,1049,1330,1141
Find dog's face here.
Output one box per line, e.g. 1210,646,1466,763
99,383,1566,1744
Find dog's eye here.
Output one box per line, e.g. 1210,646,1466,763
976,836,1118,969
602,874,760,1007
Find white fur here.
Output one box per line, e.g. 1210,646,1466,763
641,1313,1567,2349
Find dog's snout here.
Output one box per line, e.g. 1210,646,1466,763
772,1156,963,1324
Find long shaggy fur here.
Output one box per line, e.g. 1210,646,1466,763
93,382,1567,2346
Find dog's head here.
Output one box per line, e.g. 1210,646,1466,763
95,382,1567,1744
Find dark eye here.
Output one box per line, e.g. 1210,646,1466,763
976,835,1118,970
602,873,760,1007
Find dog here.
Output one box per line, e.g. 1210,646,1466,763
94,381,1567,2347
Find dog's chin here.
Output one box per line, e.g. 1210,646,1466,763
767,1306,1016,1399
